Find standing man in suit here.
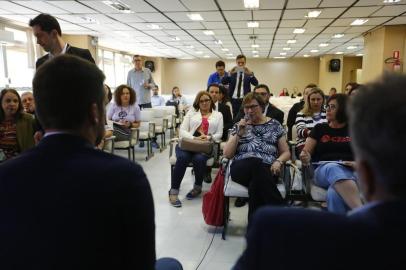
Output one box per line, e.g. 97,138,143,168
0,55,182,270
233,84,284,125
29,13,95,68
222,54,258,117
232,73,406,270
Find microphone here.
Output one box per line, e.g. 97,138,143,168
244,114,251,123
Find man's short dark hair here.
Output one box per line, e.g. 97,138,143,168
207,83,219,91
254,84,270,94
29,13,62,36
33,55,105,130
236,54,246,61
349,73,406,198
326,94,348,124
215,60,225,68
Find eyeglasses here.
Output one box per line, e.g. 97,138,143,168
133,59,142,62
199,99,211,104
256,92,268,96
325,104,337,111
243,104,259,110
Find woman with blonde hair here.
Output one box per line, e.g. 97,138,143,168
295,87,327,156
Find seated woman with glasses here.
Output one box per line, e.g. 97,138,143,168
295,87,327,156
300,94,362,214
223,92,290,222
169,91,223,207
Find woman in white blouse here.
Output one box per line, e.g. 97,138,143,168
169,91,223,207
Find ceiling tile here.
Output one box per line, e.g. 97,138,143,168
223,11,252,21
385,16,406,25
46,1,97,13
14,1,69,14
341,6,381,18
320,0,356,7
136,12,171,22
253,10,282,20
181,0,218,11
177,22,204,29
283,9,308,20
372,5,406,17
304,18,334,27
279,19,306,27
202,21,228,29
318,8,347,18
144,0,187,12
287,0,320,9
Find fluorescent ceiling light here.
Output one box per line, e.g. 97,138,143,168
351,19,368,26
383,0,401,3
274,56,286,59
214,40,222,45
187,13,203,21
347,45,357,49
227,57,235,59
251,44,260,48
247,21,259,28
335,51,344,54
303,54,310,57
203,30,215,35
280,52,287,56
221,48,229,51
356,53,364,56
252,50,259,53
283,47,291,51
102,1,133,13
310,49,319,53
333,34,345,38
171,36,180,41
253,55,259,58
319,43,329,47
195,51,203,54
287,40,297,44
244,0,259,9
80,16,98,24
186,45,194,49
204,55,210,58
147,24,161,30
293,28,305,34
226,53,233,56
306,10,321,18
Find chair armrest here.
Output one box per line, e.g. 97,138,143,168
148,122,156,138
130,128,139,145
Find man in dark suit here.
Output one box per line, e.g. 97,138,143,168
207,83,233,141
233,84,284,125
0,55,181,270
222,54,258,117
29,13,95,68
232,73,406,270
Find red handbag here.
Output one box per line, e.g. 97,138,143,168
202,167,225,226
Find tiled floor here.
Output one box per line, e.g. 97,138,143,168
115,143,248,270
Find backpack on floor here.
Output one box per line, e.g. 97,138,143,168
202,167,225,226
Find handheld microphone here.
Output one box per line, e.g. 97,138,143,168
244,114,251,123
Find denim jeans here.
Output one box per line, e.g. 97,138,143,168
155,257,183,270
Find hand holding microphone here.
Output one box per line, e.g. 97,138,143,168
237,114,251,137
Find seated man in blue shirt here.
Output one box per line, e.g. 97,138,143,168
207,60,228,87
151,85,166,107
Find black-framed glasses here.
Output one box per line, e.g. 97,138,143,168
244,104,259,110
325,104,337,111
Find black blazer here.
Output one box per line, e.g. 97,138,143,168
36,44,95,68
0,134,156,270
233,103,284,125
217,102,233,141
222,72,258,98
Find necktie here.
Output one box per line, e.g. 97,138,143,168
237,72,243,98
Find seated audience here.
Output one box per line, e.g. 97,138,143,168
286,83,316,140
207,83,232,141
234,84,284,125
223,92,290,221
218,85,233,118
348,84,363,96
300,94,362,214
170,86,188,109
344,82,360,95
107,84,140,142
232,73,406,270
279,87,289,96
0,88,35,162
169,91,223,208
0,55,182,270
21,91,36,114
295,87,326,156
151,85,166,107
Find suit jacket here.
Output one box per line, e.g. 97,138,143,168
36,44,95,68
0,134,155,270
180,110,223,142
233,201,406,270
217,102,233,141
286,100,304,140
233,103,284,125
222,72,258,98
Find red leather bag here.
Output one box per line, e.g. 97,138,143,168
202,167,225,226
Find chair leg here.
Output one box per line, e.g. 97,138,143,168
222,196,230,240
127,148,131,160
132,146,135,162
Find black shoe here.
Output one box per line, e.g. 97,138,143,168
234,198,247,207
151,141,160,149
139,141,145,148
203,173,212,184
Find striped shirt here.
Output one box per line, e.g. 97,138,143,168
295,111,327,149
0,119,19,160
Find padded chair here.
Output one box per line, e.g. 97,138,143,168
113,128,139,161
138,110,156,161
102,135,116,154
222,159,289,240
151,107,168,150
